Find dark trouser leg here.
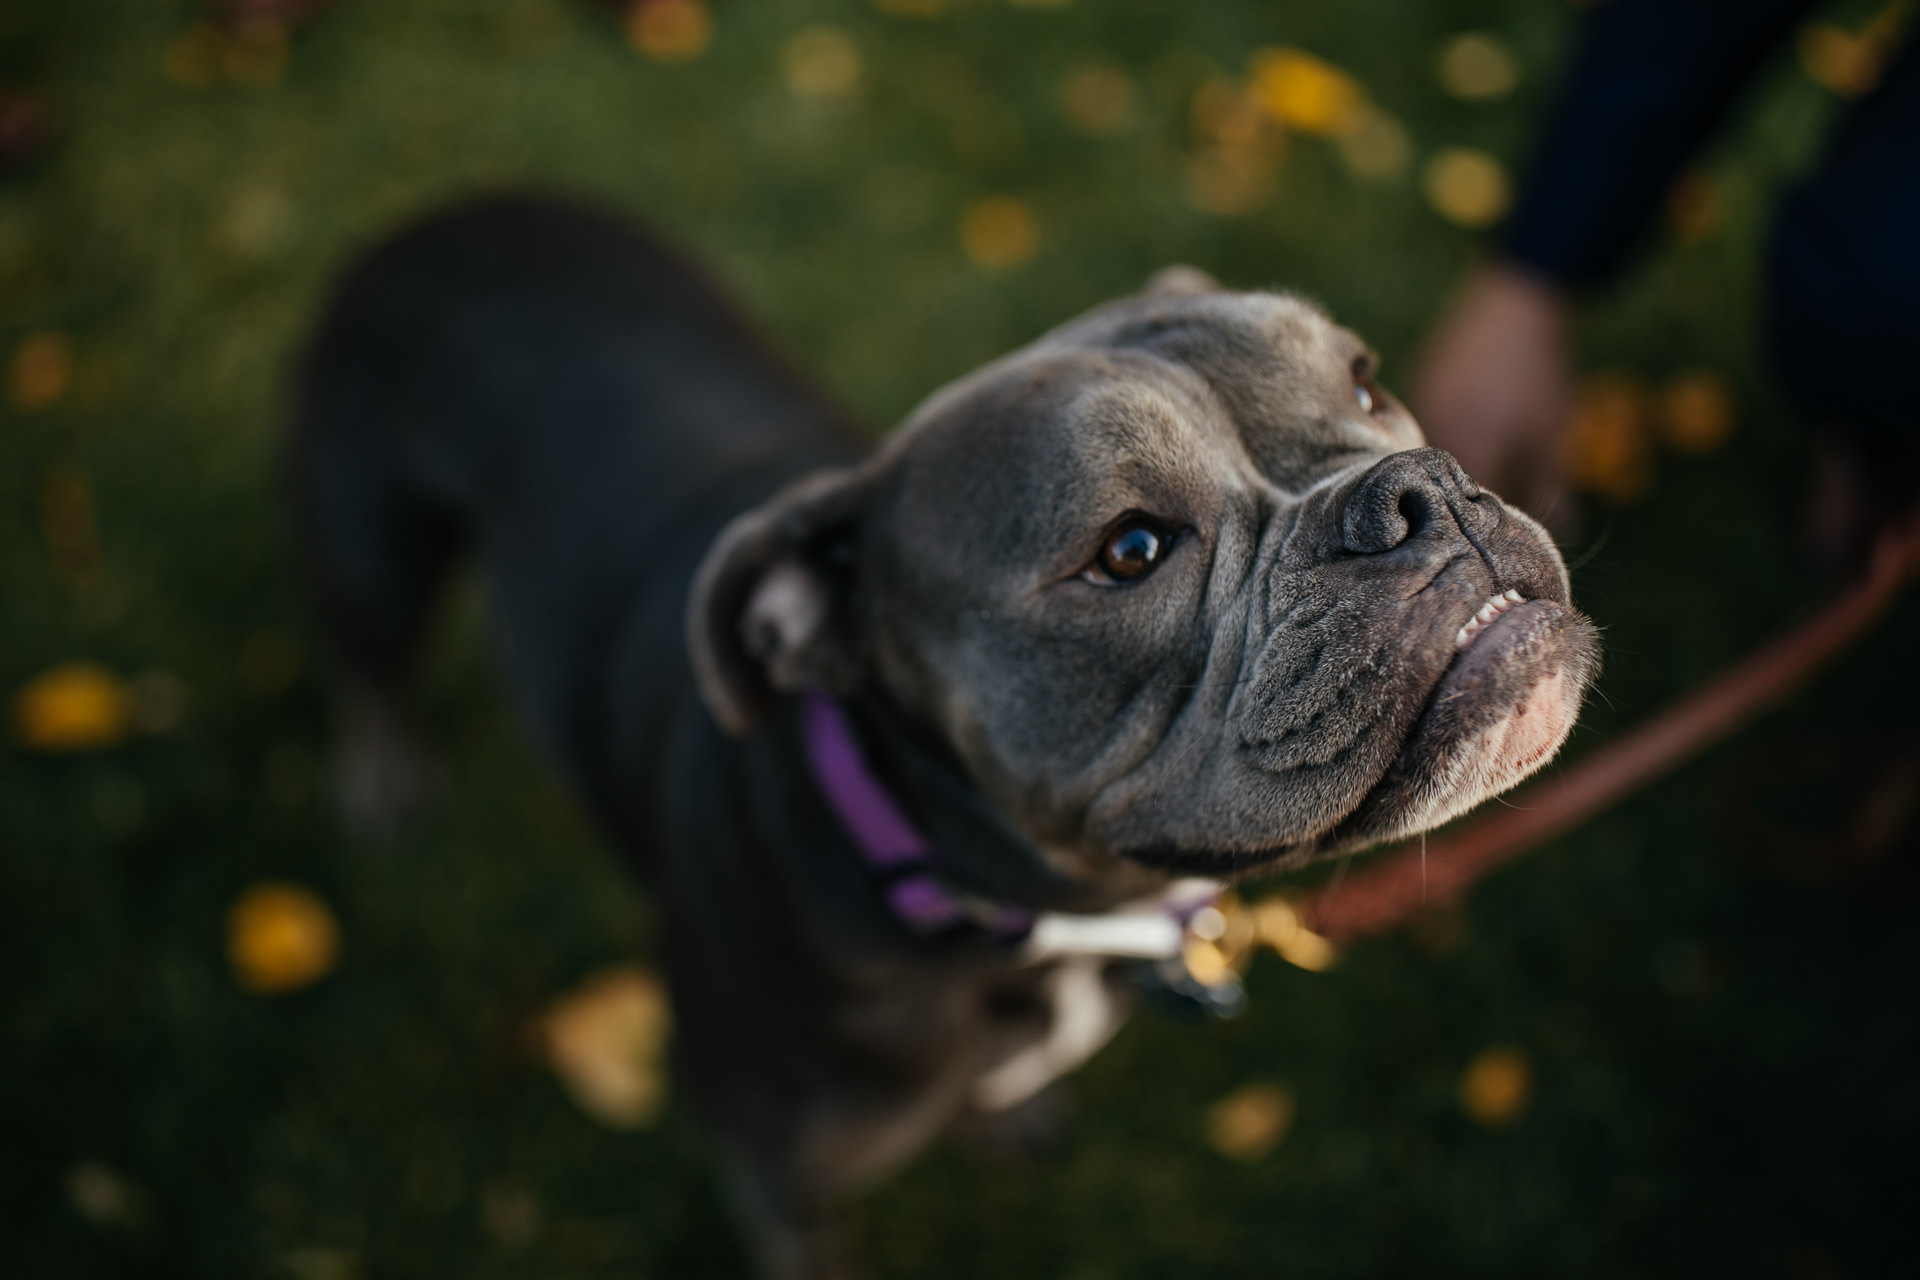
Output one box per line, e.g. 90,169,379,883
1767,34,1920,516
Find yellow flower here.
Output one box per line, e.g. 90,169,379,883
13,663,130,751
1249,47,1367,137
1459,1045,1533,1127
227,883,342,994
541,966,673,1129
959,196,1038,270
1205,1082,1295,1161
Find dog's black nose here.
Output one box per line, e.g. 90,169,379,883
1340,447,1492,554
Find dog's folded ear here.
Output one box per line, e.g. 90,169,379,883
686,464,879,736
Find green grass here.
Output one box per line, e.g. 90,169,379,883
4,1,1917,1275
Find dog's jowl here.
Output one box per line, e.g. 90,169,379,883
289,194,1598,1279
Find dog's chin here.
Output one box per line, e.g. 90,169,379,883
1120,599,1597,878
1321,598,1597,853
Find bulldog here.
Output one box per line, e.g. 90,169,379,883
288,193,1598,1278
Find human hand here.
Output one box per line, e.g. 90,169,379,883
1412,261,1576,532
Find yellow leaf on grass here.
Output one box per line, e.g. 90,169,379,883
228,882,341,994
1336,106,1411,181
1059,63,1138,136
541,966,673,1129
1798,23,1884,97
782,26,861,99
163,25,224,89
628,0,712,64
1801,2,1914,96
1276,924,1337,972
1564,371,1653,502
1435,32,1519,102
1664,171,1724,244
13,662,130,751
1188,894,1257,972
1183,146,1276,216
1459,1045,1533,1126
1250,895,1338,971
223,23,288,87
1189,77,1266,150
9,331,73,410
1249,46,1367,137
960,196,1038,270
1183,936,1232,986
1206,1082,1295,1161
40,465,100,581
1423,148,1510,229
1656,371,1736,455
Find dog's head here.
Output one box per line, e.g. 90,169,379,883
690,270,1599,878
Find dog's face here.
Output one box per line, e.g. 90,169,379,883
692,272,1599,879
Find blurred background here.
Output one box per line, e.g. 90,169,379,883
3,0,1918,1275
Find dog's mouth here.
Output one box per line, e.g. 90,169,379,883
1324,591,1597,850
1115,585,1597,878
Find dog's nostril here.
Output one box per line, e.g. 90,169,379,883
1341,447,1472,554
1397,490,1431,538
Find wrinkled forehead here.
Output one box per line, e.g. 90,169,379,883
1034,288,1353,370
890,288,1406,500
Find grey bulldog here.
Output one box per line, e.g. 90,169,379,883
289,194,1599,1279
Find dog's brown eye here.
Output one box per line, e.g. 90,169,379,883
1094,521,1166,583
1352,353,1385,416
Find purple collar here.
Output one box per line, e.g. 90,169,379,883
800,692,1034,939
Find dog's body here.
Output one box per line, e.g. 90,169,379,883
290,194,1597,1277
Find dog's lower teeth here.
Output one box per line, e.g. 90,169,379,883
1453,591,1528,650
